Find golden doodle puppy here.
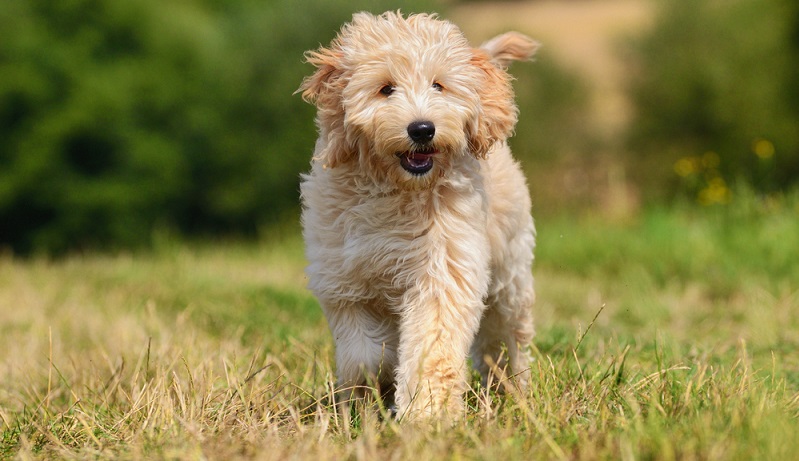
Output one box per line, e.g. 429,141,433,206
299,11,538,419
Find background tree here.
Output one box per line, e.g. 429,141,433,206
625,0,799,202
0,0,438,253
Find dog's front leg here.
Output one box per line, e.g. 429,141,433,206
323,301,399,411
393,280,487,420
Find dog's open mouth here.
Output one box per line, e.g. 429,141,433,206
397,147,438,175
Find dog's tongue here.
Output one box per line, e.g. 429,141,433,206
398,149,438,173
405,152,434,168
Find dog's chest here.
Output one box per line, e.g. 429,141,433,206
342,193,434,273
338,184,489,290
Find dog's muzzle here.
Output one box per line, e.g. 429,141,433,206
399,121,437,175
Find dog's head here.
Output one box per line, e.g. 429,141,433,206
298,12,537,188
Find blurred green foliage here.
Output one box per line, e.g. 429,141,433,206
511,48,596,214
4,0,798,253
0,0,438,254
626,0,799,201
512,48,594,166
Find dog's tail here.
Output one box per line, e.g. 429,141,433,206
479,32,540,69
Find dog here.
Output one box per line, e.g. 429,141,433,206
298,11,538,419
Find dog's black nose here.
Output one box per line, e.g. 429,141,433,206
407,121,435,144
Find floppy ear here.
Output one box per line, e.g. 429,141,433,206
296,46,353,168
479,31,539,69
297,46,341,103
467,33,538,158
467,49,519,159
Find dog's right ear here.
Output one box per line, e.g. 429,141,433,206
297,46,343,103
297,46,354,168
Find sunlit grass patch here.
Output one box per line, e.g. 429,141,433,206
1,199,798,459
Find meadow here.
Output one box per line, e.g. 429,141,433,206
1,191,798,460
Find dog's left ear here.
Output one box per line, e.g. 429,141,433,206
480,32,539,69
467,33,538,159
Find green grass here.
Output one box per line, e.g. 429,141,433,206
1,195,798,459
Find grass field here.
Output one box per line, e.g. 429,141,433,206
2,193,799,460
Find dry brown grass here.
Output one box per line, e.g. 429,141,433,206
2,196,799,459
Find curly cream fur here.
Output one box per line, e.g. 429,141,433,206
299,11,538,420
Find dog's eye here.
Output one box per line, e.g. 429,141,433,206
379,84,395,96
432,82,444,92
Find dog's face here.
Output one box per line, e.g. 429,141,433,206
299,12,537,189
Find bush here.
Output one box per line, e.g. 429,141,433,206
625,0,799,202
0,0,439,254
510,48,596,214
